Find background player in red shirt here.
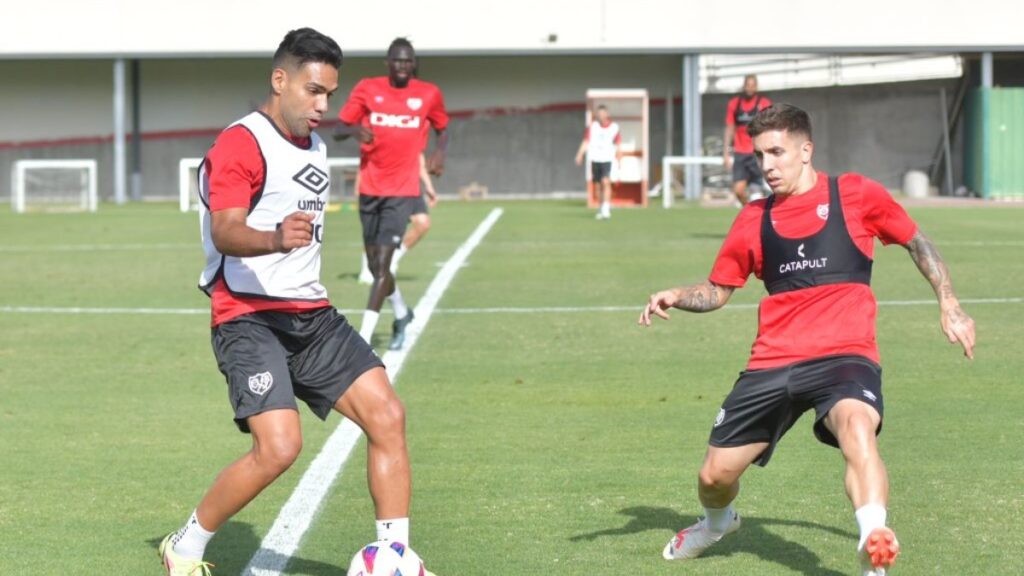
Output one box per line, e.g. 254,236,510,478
336,37,449,350
640,104,975,576
159,29,427,576
724,74,772,205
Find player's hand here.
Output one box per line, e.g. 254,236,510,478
356,125,375,144
575,154,583,166
427,191,438,209
274,212,315,252
638,289,680,326
940,303,976,359
427,150,446,176
723,154,733,170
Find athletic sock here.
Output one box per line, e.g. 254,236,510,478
360,253,370,276
704,504,736,534
170,510,215,561
855,504,888,550
390,245,406,275
389,287,409,320
376,517,410,544
601,201,610,215
360,310,380,343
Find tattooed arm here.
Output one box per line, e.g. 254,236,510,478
903,230,976,359
638,280,735,326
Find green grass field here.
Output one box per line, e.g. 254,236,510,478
0,200,1021,575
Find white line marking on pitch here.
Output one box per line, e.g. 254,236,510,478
0,297,1020,318
241,207,504,576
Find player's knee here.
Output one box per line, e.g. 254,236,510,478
698,462,736,492
256,435,302,475
835,409,880,456
365,395,407,445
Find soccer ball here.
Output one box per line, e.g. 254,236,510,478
347,540,425,576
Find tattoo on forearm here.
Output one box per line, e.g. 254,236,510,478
675,282,730,313
906,231,956,303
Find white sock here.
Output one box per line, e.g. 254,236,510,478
359,253,371,276
601,201,610,214
376,517,410,543
389,287,409,320
360,310,380,343
855,504,887,550
390,245,406,275
704,504,736,534
171,510,215,561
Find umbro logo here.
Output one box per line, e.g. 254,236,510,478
797,243,805,258
293,164,329,195
862,389,877,402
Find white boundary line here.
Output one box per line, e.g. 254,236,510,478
241,207,504,576
1,297,1020,318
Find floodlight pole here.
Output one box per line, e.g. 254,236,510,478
113,58,127,205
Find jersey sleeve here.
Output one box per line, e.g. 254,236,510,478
725,97,738,126
850,174,918,245
427,86,449,131
708,205,762,287
205,126,264,212
338,80,368,125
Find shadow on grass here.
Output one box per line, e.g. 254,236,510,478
569,506,854,576
148,521,345,575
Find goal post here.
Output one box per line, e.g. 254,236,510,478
11,159,98,213
659,155,725,208
179,156,360,212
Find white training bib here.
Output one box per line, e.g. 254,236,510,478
587,120,621,163
198,112,329,301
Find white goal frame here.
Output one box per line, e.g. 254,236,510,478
179,157,360,212
12,159,98,213
659,155,725,208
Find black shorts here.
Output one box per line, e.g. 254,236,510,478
709,354,884,466
731,153,763,185
591,161,612,183
211,307,384,433
411,193,429,216
359,195,417,246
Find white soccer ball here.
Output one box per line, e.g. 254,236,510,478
347,540,425,576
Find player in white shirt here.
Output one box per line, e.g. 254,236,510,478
575,105,622,220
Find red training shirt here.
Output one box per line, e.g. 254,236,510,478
725,94,772,154
338,77,448,197
709,172,918,370
203,124,330,326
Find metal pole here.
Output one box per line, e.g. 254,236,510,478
682,54,702,203
113,58,127,205
130,59,143,201
939,88,955,196
980,52,993,88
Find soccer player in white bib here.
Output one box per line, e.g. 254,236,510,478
158,28,433,576
575,104,622,220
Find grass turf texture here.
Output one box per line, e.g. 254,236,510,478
0,201,1020,575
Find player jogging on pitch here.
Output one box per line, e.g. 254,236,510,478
575,104,622,220
724,74,772,205
336,37,449,351
159,28,430,576
640,103,975,576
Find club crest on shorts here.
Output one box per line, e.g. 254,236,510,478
248,371,274,395
816,203,829,220
714,408,726,428
406,97,422,111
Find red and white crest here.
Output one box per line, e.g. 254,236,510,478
406,97,422,111
816,203,829,220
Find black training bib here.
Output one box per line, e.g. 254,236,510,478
761,175,873,295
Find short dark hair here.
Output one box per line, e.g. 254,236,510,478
743,74,758,84
747,103,813,141
273,28,343,70
388,37,415,57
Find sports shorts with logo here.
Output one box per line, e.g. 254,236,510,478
211,307,384,433
411,192,429,216
709,354,884,466
359,195,418,246
591,161,612,183
731,152,763,185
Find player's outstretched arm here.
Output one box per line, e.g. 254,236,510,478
903,229,976,359
638,280,734,326
212,208,314,257
332,122,374,144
